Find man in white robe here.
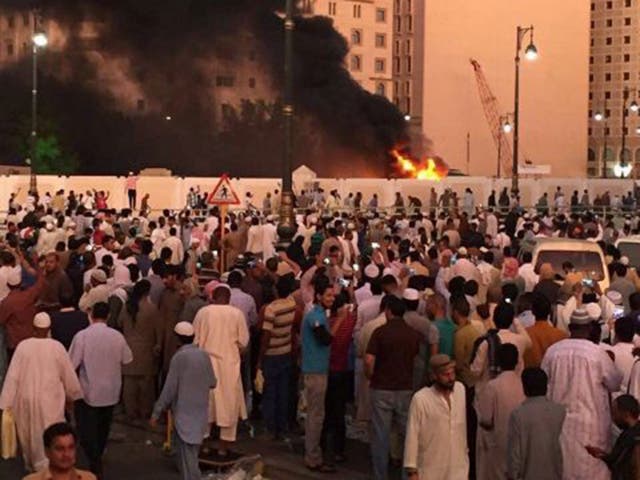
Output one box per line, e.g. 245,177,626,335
0,312,82,472
261,216,278,260
193,284,249,455
541,308,622,480
404,354,468,480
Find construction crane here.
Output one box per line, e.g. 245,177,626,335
470,59,512,177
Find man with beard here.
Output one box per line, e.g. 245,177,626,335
403,354,469,480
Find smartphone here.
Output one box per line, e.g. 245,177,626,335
323,258,331,265
408,268,416,276
86,244,93,251
371,242,380,249
613,306,625,320
582,278,594,288
212,250,219,257
339,278,350,288
196,262,202,269
352,264,360,272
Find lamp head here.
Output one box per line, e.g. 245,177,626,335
33,32,48,48
524,43,538,61
594,112,604,122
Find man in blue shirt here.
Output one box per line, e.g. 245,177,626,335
301,279,344,473
69,302,133,476
151,321,216,480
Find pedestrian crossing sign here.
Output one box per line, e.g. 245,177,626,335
207,174,240,205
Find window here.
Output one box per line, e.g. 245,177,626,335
625,72,631,80
589,74,594,82
351,29,362,45
624,127,629,135
591,20,595,28
375,58,386,73
591,38,594,47
376,8,387,22
605,73,612,81
393,81,399,96
375,33,386,48
249,78,256,88
589,92,593,100
405,39,411,54
393,56,400,73
351,55,362,71
589,109,593,119
591,2,595,10
405,97,411,114
395,15,402,32
394,40,400,54
606,19,613,27
6,43,14,56
7,15,14,28
606,91,611,99
625,17,632,25
606,55,612,63
221,104,234,119
353,4,361,18
625,54,631,62
590,56,594,65
394,97,400,107
22,13,29,27
625,36,631,44
534,251,604,282
588,127,593,136
406,15,413,32
216,76,235,87
376,83,386,96
606,1,613,8
406,56,412,73
394,0,400,13
328,2,337,15
605,127,610,135
626,0,632,6
404,81,410,95
606,109,611,117
606,37,613,45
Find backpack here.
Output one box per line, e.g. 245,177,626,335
471,329,502,379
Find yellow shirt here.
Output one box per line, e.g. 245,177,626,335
22,468,97,480
454,321,482,387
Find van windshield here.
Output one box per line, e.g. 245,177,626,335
535,250,605,281
617,242,640,269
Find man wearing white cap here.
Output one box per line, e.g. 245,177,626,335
193,284,249,458
262,215,278,260
152,321,216,480
450,247,480,283
78,269,111,313
542,308,622,480
0,312,83,472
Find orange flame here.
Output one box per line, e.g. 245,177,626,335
391,149,449,181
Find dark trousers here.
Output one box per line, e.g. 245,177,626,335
321,371,350,458
288,362,300,429
128,189,137,209
262,353,291,435
75,400,114,472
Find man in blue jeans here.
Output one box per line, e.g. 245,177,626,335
258,275,298,439
365,296,421,480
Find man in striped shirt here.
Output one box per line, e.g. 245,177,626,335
258,275,298,439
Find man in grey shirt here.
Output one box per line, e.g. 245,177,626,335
507,367,566,480
151,321,216,480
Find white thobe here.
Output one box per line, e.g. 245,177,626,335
0,338,82,471
246,225,264,255
162,236,184,266
261,222,278,260
486,214,498,239
193,304,249,428
403,382,469,480
518,263,539,293
541,339,622,480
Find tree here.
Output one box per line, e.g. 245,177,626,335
31,134,79,175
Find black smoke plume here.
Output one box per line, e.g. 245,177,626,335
0,0,408,177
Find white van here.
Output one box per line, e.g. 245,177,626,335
530,238,610,291
615,235,640,269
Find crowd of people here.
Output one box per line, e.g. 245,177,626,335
2,183,640,480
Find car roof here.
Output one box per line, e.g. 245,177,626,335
531,237,604,252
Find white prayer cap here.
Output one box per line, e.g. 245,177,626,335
607,290,623,306
308,215,318,225
174,321,194,337
364,263,380,279
585,303,602,321
403,288,420,301
45,223,54,231
214,283,231,293
621,256,630,266
91,269,108,284
33,312,51,329
244,216,252,223
266,215,275,222
382,267,394,277
457,247,468,257
569,308,591,326
6,267,22,287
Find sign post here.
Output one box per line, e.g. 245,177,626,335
207,174,240,272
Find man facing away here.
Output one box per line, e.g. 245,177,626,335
69,302,133,476
0,312,83,472
22,423,96,480
403,354,469,480
507,367,566,480
151,322,217,480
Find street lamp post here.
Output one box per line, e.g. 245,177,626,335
30,13,48,195
277,0,297,245
497,114,512,178
512,25,538,195
594,99,608,178
619,87,638,178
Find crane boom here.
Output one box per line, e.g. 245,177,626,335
470,58,512,177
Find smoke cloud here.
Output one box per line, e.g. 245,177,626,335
0,1,409,177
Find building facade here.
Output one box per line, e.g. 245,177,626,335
302,0,394,101
589,0,640,178
0,8,34,65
